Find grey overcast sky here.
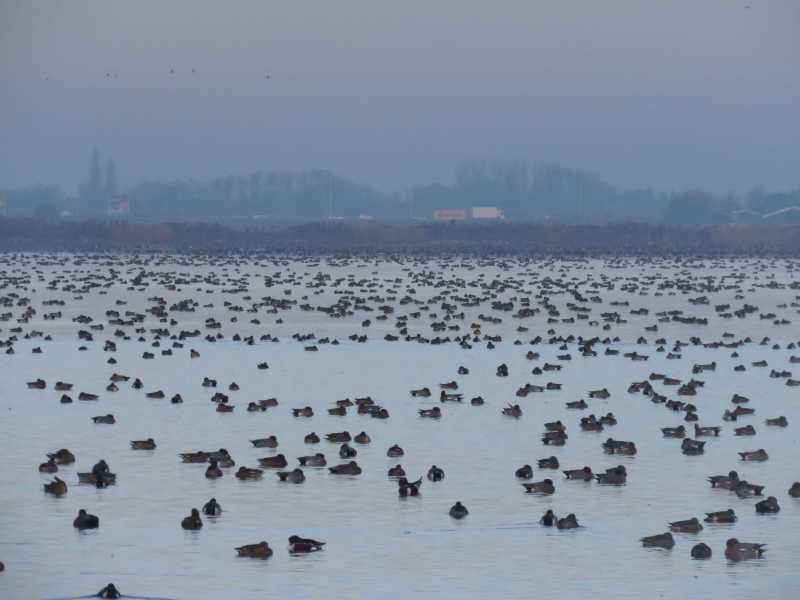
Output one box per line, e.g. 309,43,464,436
1,0,798,195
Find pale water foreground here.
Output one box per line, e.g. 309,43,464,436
2,341,799,599
1,255,799,599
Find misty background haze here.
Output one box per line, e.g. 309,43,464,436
1,0,799,223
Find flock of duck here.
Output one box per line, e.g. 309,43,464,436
3,253,800,595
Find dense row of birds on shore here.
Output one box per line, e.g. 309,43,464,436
3,253,800,594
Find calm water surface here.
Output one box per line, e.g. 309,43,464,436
1,256,799,599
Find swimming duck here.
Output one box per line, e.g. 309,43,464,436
250,435,278,448
440,390,463,402
544,420,566,432
540,509,557,526
39,458,58,473
130,438,156,450
369,407,391,419
734,425,756,436
739,449,768,461
694,424,721,437
304,432,320,444
96,583,121,598
288,535,325,553
388,465,406,477
557,513,579,529
339,443,357,458
580,417,603,432
78,461,116,488
258,454,288,468
250,436,278,448
202,498,222,516
537,456,560,469
704,509,737,523
502,404,523,418
596,465,626,485
205,459,223,479
73,508,99,530
565,399,588,410
354,431,371,444
427,465,445,482
92,414,115,424
725,538,766,560
418,407,442,418
563,466,593,481
789,482,800,497
523,479,555,495
410,387,431,397
515,464,533,479
681,438,705,456
765,416,788,427
277,468,305,483
669,517,703,533
691,543,712,559
708,470,739,490
602,439,637,455
43,477,67,496
235,541,272,559
329,461,361,475
181,508,203,530
325,432,351,443
398,476,422,497
755,496,779,514
27,378,46,389
641,532,674,549
449,501,469,519
661,425,686,438
386,444,404,457
235,467,263,480
734,480,765,498
292,406,314,417
599,412,617,426
180,450,212,464
542,431,568,446
298,453,326,467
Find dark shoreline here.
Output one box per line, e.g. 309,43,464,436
1,218,799,256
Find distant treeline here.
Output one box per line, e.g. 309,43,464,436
4,159,800,224
1,218,800,256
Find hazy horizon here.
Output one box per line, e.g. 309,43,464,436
2,0,799,196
